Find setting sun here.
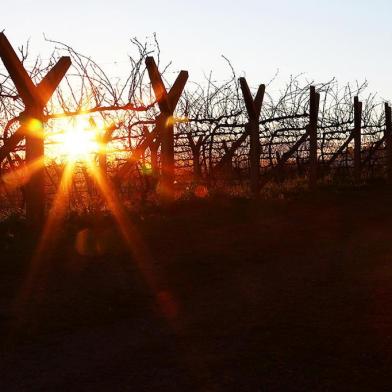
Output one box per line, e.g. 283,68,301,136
62,128,98,161
47,118,100,162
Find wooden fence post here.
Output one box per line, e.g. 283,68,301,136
187,134,203,181
385,103,392,184
24,107,45,229
309,86,320,189
354,96,362,183
0,33,71,228
145,57,188,199
239,78,265,196
141,126,160,178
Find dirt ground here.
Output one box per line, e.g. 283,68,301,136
2,187,392,391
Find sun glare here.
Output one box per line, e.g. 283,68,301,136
48,118,100,162
63,127,98,161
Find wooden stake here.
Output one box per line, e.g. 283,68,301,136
385,103,392,184
145,57,188,200
309,86,320,189
354,96,362,183
0,33,71,228
239,77,265,197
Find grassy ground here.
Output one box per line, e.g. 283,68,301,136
1,187,392,391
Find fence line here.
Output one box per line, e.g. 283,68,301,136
0,33,391,223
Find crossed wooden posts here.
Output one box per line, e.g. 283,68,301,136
0,33,71,227
239,78,265,196
145,56,188,199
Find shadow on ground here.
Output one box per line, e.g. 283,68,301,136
1,188,392,391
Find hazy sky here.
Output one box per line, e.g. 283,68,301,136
1,0,392,97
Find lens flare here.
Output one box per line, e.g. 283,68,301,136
0,157,45,191
25,118,44,138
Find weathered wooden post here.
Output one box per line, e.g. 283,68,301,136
187,135,203,181
221,140,234,180
141,126,160,178
309,86,320,189
385,103,392,184
0,33,71,228
239,78,265,196
145,57,188,199
139,125,160,194
24,107,45,228
354,96,363,183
